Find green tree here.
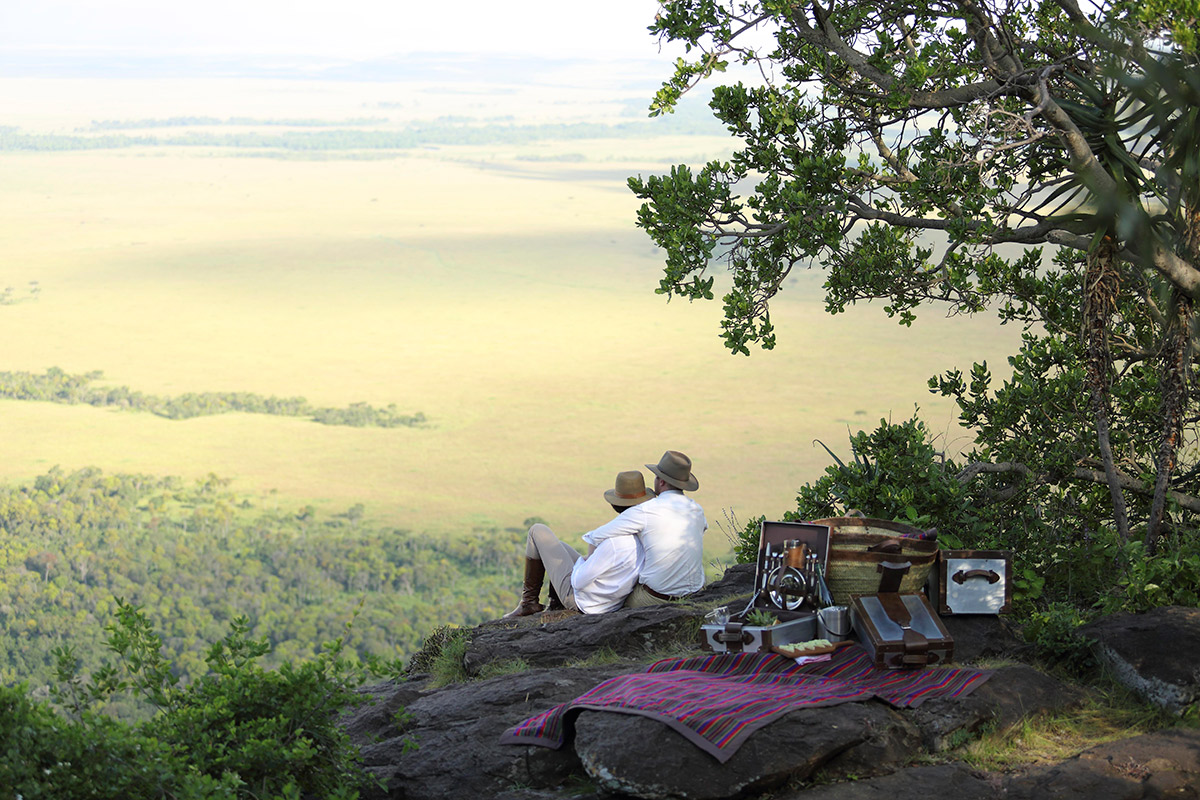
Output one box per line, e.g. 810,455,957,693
630,0,1200,553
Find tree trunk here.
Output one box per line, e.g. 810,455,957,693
1146,295,1191,552
1146,199,1200,552
1084,236,1133,542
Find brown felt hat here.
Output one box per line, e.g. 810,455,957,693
646,450,699,491
604,471,656,507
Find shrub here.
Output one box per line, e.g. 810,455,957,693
1022,601,1098,675
784,415,982,546
405,624,471,686
2,600,381,799
1103,534,1200,613
0,684,180,800
733,415,987,564
732,514,766,565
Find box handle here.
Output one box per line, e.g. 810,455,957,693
714,622,751,652
952,568,1001,585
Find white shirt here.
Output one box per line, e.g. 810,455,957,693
584,490,708,596
571,534,644,614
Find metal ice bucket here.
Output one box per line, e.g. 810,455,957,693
817,605,852,642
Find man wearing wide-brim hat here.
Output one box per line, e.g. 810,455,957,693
585,450,708,608
503,471,655,618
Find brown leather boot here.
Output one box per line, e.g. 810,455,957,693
502,558,545,618
546,582,565,612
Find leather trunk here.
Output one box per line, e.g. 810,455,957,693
849,592,954,669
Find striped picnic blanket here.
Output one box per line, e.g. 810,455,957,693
499,645,990,762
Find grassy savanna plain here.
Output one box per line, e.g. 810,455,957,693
0,70,1025,576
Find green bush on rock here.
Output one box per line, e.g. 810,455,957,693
734,415,984,563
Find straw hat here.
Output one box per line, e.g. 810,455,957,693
646,450,699,491
604,471,657,507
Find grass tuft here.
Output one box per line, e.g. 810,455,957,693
565,647,627,668
956,682,1182,770
406,625,473,687
476,658,531,680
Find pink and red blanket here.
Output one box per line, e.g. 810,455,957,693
500,645,990,762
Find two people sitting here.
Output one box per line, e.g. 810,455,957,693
503,450,707,618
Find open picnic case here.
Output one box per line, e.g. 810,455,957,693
700,521,832,655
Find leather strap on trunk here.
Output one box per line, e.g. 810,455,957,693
878,593,911,627
878,593,930,667
876,561,912,594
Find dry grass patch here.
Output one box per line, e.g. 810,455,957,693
956,685,1181,771
566,647,630,669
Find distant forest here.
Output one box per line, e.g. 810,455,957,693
85,116,389,129
0,367,426,428
0,465,525,695
0,105,721,154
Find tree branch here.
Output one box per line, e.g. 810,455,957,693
957,460,1200,512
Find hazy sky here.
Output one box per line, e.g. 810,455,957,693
0,0,674,60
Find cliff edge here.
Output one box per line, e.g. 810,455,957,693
342,564,1200,800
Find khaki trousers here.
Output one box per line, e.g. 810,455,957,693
623,583,671,609
525,523,582,611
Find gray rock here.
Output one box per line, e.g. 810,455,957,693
346,666,629,800
543,661,1081,800
342,679,427,747
940,614,1030,664
1080,605,1200,714
777,763,1001,800
804,704,923,784
343,563,1196,800
464,604,705,677
1079,728,1200,797
462,564,756,677
780,729,1200,800
1003,728,1200,799
573,701,921,800
693,562,758,601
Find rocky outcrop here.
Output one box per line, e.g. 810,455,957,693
462,563,756,678
1081,605,1200,714
348,666,623,800
788,728,1200,800
904,662,1086,752
342,568,1199,800
463,604,704,678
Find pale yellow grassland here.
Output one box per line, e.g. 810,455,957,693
0,78,1024,554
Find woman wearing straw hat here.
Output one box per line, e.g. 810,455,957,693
502,470,654,617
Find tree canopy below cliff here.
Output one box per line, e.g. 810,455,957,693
0,465,523,695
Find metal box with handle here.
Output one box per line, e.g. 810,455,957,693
936,549,1013,615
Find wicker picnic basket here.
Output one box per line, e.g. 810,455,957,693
813,516,939,605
